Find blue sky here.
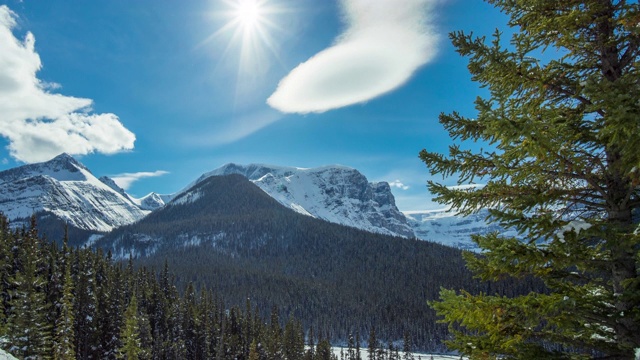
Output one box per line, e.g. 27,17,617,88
0,0,506,211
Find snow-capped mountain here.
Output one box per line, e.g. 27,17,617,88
99,175,167,211
188,163,415,238
0,153,150,233
404,208,517,251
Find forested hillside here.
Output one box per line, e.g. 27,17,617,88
97,174,544,350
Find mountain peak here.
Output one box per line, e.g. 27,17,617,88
185,162,415,238
0,154,149,236
48,153,89,172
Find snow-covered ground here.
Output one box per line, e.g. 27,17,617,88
331,347,465,359
0,348,18,360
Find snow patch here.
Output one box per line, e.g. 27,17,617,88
0,348,18,360
171,190,203,206
83,234,104,248
556,220,592,242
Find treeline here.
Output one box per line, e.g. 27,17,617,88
0,214,356,360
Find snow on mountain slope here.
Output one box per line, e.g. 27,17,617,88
99,175,166,211
404,208,518,251
0,153,150,232
188,163,415,238
135,192,167,210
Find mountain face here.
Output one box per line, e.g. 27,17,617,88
404,209,516,251
187,163,415,238
0,153,150,236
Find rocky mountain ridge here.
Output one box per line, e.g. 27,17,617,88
0,153,149,234
192,163,415,238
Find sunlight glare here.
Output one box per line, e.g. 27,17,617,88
235,0,262,30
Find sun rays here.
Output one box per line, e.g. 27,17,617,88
207,0,287,81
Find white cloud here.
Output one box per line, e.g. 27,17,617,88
389,179,409,190
111,170,170,190
0,5,135,163
267,0,439,114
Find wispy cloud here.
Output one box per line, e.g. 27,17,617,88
183,109,283,147
267,0,439,114
389,179,410,190
111,171,170,190
0,6,135,163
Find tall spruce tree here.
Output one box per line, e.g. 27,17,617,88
421,0,640,358
5,219,53,359
0,215,11,339
118,293,142,360
52,258,75,360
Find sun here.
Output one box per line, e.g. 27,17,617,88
207,0,285,76
233,0,263,31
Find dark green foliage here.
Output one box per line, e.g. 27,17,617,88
422,0,640,358
0,213,322,360
52,256,75,360
5,218,53,359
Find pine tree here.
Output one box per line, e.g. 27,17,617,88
402,331,413,360
421,0,640,358
118,294,142,360
284,315,305,360
0,214,12,340
347,333,357,360
5,219,53,359
249,338,260,360
367,328,378,360
52,258,75,360
315,338,334,360
266,305,283,360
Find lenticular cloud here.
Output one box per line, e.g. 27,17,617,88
267,0,439,114
0,5,135,163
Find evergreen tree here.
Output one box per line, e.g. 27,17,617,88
73,250,98,359
5,220,53,359
95,256,123,360
118,294,142,360
284,316,305,360
249,338,260,360
421,0,640,358
402,331,413,360
266,305,283,360
315,338,335,360
0,214,12,340
367,328,378,360
347,333,357,360
52,258,75,360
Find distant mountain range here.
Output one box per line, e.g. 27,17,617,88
0,153,506,250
